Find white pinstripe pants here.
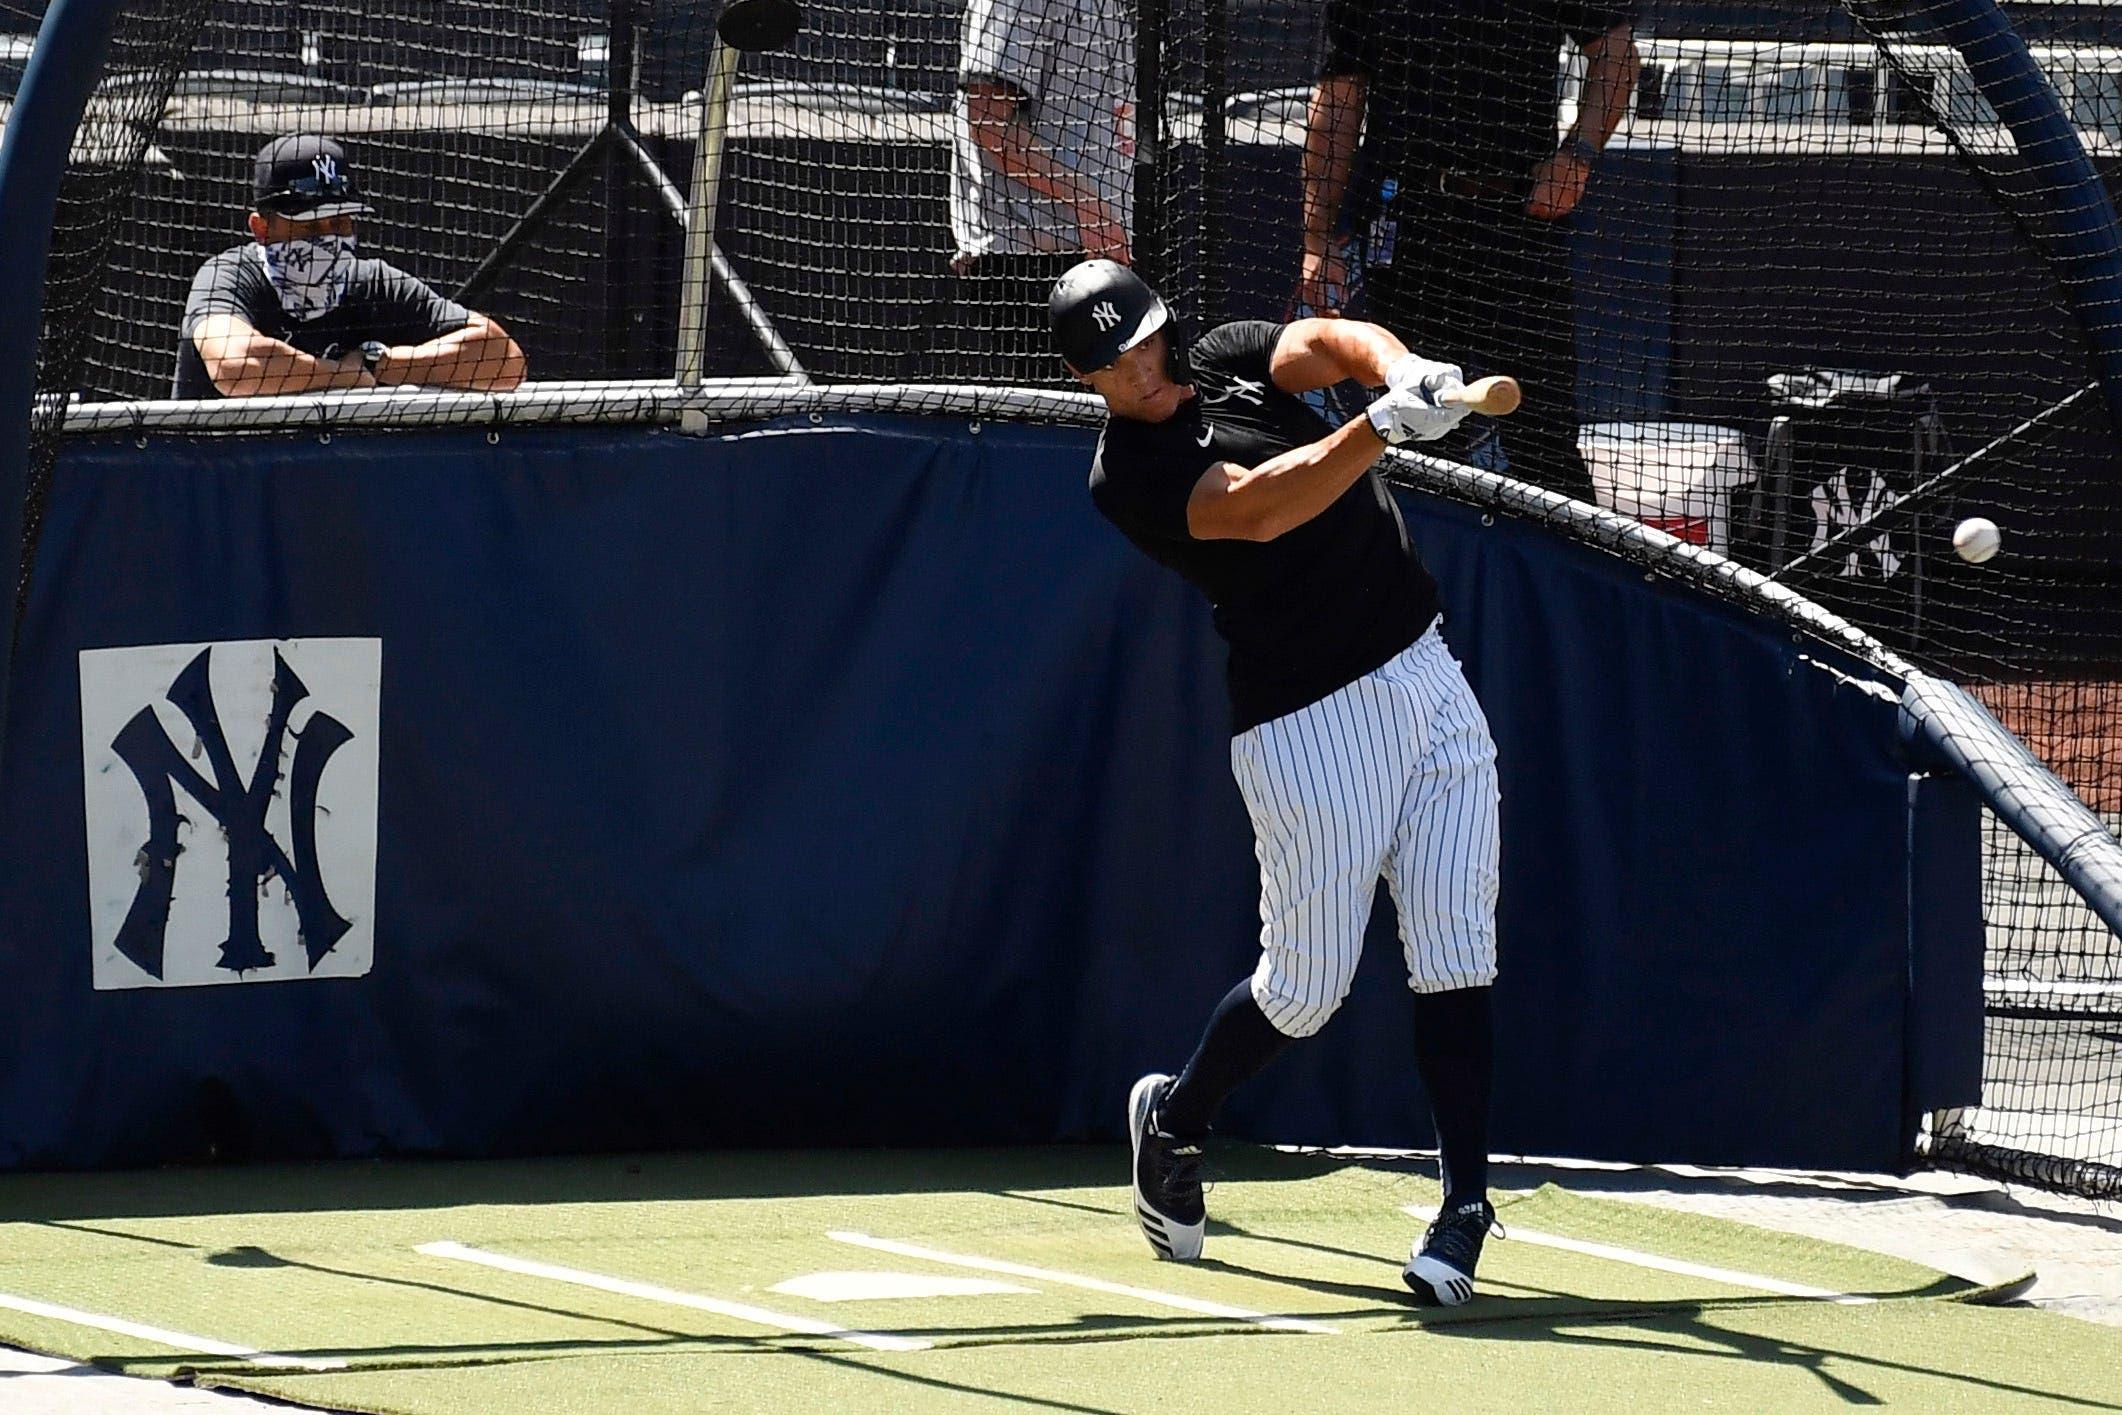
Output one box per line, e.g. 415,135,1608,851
1232,625,1501,1038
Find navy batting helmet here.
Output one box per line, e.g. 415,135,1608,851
1049,260,1187,378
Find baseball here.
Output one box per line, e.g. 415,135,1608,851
1953,517,2002,564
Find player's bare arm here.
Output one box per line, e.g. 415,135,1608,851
193,312,375,398
1296,74,1365,311
964,82,1128,262
1529,23,1639,220
1271,316,1410,393
1185,415,1389,543
1188,320,1477,542
371,313,527,392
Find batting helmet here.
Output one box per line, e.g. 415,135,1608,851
1049,260,1187,378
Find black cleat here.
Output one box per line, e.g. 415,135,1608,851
1127,1073,1205,1261
1404,1198,1497,1306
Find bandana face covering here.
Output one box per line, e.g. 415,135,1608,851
259,234,356,321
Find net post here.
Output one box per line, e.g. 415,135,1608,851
1133,0,1167,290
605,0,642,375
675,40,741,387
1199,0,1229,327
0,0,128,790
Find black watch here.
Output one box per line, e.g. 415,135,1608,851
359,340,390,376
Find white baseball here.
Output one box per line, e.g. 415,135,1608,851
1953,517,2002,564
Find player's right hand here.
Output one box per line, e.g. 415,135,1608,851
1290,243,1349,318
1365,379,1470,446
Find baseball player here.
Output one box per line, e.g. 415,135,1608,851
1051,259,1504,1304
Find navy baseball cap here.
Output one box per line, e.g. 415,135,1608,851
252,134,372,219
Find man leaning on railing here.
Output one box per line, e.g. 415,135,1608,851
172,134,527,401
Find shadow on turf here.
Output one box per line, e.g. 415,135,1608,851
1005,1189,2118,1410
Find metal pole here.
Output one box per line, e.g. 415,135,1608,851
675,40,741,387
0,0,129,793
1200,0,1228,325
604,0,639,375
612,121,805,379
1133,0,1165,290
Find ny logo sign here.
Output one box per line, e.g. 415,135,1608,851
312,152,339,186
81,639,381,990
1091,300,1121,332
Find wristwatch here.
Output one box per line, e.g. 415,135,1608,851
359,340,390,378
1565,134,1601,166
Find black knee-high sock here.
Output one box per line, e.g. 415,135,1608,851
1157,979,1297,1138
1410,985,1494,1206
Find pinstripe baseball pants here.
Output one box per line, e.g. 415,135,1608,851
1231,623,1501,1038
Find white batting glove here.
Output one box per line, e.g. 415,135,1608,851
1366,380,1471,446
1385,353,1465,398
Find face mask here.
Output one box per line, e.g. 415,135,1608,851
258,233,356,321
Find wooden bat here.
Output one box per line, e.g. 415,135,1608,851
1438,375,1521,416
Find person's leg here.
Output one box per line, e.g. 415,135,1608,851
1156,977,1295,1138
1470,210,1593,499
1129,674,1416,1260
1369,200,1499,470
1379,629,1503,1303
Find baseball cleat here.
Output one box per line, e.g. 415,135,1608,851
1127,1073,1206,1261
1404,1198,1497,1306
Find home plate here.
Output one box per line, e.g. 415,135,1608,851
770,1271,1037,1302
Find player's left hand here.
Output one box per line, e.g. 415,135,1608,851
1526,149,1591,221
1366,380,1471,446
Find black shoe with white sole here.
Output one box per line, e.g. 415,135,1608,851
1403,1198,1497,1306
1127,1073,1205,1261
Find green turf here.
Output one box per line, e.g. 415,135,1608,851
0,1147,2113,1412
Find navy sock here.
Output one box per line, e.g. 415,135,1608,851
1410,985,1494,1207
1158,979,1296,1138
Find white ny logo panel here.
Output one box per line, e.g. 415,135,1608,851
79,637,382,990
1091,300,1121,332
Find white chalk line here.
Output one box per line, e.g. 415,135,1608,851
415,1241,930,1351
1399,1208,1875,1305
827,1231,1338,1335
0,1289,345,1370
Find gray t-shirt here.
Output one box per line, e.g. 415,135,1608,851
173,245,471,399
952,0,1135,262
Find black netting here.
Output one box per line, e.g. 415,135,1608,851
7,0,2121,1193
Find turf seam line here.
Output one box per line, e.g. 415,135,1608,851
826,1230,1339,1334
0,1289,346,1370
1397,1210,1878,1305
414,1241,932,1352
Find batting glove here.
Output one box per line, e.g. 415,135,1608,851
1385,353,1465,397
1366,379,1470,446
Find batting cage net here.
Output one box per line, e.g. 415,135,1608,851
6,0,2121,1195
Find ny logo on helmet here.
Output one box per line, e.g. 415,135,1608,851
312,152,339,186
1091,300,1121,332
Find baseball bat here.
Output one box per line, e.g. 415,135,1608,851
1438,375,1521,416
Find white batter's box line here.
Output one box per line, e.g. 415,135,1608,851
1398,1209,1878,1305
415,1241,931,1352
826,1230,1339,1335
0,1288,346,1370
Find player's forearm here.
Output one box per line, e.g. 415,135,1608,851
1212,417,1386,542
1301,78,1364,251
1314,320,1411,388
377,322,526,392
203,335,362,398
1569,28,1639,152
